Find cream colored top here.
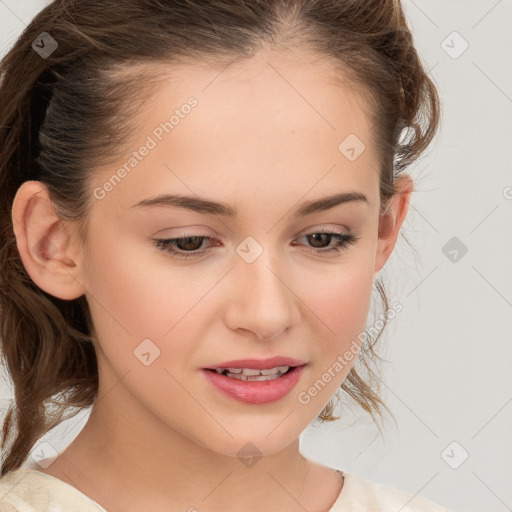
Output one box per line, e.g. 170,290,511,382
0,468,453,511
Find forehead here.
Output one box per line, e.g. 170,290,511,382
92,49,380,215
163,48,373,135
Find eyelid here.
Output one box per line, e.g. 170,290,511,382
151,225,214,237
152,224,351,243
296,224,351,236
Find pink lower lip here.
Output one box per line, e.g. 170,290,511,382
202,365,306,404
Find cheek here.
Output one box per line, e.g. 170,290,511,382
293,257,376,410
299,252,376,348
81,225,170,357
306,269,374,396
82,226,218,369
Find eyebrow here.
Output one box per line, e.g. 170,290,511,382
131,191,369,217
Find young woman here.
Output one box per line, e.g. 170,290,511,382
0,1,451,510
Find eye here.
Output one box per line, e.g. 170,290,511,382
152,229,358,259
294,229,358,255
152,235,217,259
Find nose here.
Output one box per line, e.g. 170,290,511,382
224,250,299,341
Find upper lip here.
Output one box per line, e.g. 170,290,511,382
204,357,306,370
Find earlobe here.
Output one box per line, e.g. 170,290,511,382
374,175,413,276
11,180,86,300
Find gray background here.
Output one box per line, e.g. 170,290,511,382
1,1,511,511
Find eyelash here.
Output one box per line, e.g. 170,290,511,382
152,229,359,259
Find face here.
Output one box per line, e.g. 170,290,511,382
68,48,398,457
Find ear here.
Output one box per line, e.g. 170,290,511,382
374,174,413,276
11,180,86,300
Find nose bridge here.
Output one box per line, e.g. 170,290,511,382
228,237,297,340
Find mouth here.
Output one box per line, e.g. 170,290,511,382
202,363,307,404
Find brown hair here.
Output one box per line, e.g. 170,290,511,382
0,0,439,476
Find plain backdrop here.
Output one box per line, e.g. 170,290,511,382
1,2,511,511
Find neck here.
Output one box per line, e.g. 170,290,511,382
49,377,337,512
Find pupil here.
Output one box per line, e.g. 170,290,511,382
309,233,330,248
178,236,203,251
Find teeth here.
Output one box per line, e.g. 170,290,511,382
259,366,289,375
213,365,291,381
241,368,261,376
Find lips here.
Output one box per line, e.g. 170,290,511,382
204,356,306,371
202,364,307,404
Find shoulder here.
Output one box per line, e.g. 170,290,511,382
0,468,107,512
331,470,454,512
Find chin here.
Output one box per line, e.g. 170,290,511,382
192,424,302,461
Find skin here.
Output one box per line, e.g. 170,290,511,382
12,47,412,512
